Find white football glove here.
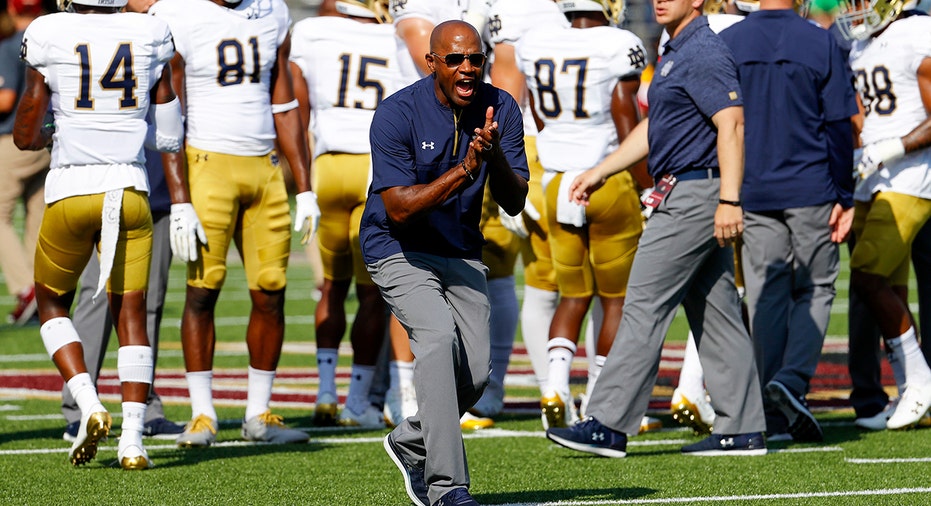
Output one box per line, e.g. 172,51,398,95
856,137,905,180
169,203,207,263
499,199,541,239
295,191,321,245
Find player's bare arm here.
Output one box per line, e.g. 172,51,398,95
271,34,311,195
611,76,652,190
397,16,434,76
13,67,52,151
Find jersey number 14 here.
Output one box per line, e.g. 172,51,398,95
75,43,138,110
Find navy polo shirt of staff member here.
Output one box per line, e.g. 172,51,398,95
361,19,529,506
544,1,767,458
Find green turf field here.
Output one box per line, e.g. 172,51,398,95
2,224,931,505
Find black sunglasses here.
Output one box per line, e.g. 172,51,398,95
431,52,486,67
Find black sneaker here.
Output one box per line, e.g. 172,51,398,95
62,420,80,442
383,433,429,506
765,380,823,442
681,432,767,456
142,417,186,440
546,416,627,458
432,488,479,506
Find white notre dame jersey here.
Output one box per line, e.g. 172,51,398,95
390,0,466,84
487,0,569,136
850,15,931,200
21,12,174,203
516,26,646,172
150,0,290,156
290,17,402,157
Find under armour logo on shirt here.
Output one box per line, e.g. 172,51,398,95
421,141,435,150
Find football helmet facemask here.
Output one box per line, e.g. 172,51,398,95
557,0,626,25
835,0,914,40
335,0,392,22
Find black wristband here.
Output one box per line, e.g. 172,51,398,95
461,163,475,181
718,198,742,207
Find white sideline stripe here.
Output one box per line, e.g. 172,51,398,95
848,457,931,464
497,488,931,505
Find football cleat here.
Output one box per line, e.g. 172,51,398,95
887,383,931,430
242,411,309,444
460,411,494,430
313,391,339,427
7,286,37,326
339,404,387,429
70,408,111,466
639,416,663,434
540,390,578,429
855,399,897,431
176,414,217,448
118,444,151,470
671,388,715,435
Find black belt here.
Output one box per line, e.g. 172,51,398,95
674,167,720,181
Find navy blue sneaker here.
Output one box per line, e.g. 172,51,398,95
765,380,823,442
546,416,627,458
383,433,429,506
681,432,767,456
432,488,479,506
142,417,186,440
63,420,80,442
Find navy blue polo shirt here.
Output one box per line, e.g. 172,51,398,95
720,10,858,212
0,31,26,135
360,74,528,264
646,16,743,179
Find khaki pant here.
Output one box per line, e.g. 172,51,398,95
0,134,48,295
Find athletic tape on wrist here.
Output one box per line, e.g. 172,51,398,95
40,317,82,358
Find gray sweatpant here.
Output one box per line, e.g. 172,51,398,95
368,252,490,504
587,177,766,436
61,212,172,425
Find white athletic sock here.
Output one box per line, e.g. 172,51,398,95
185,370,217,422
520,286,558,394
545,338,577,398
120,401,146,449
886,345,907,397
390,360,415,389
488,276,519,400
888,327,931,389
585,355,606,401
67,373,103,415
346,365,376,415
245,367,276,421
317,348,339,398
678,331,707,400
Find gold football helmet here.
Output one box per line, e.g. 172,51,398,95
335,0,392,23
835,0,916,40
703,0,729,14
57,0,128,11
557,0,626,25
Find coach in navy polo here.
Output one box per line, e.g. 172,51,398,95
361,20,528,506
720,0,857,443
545,3,767,457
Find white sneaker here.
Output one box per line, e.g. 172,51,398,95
670,388,715,435
887,383,931,430
540,390,578,429
384,383,417,427
70,408,111,466
339,404,387,429
242,411,309,444
855,399,897,431
118,443,151,470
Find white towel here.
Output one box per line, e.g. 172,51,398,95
556,170,586,228
94,189,123,300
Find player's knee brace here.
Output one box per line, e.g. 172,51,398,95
118,345,153,385
40,317,81,358
256,266,287,292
